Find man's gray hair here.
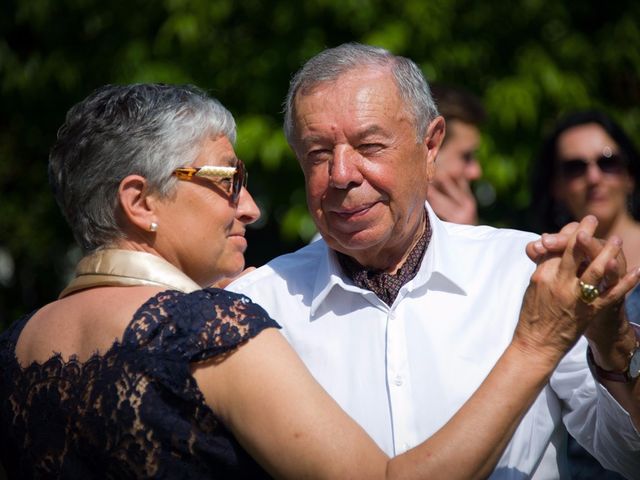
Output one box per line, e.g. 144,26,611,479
283,42,439,144
49,83,236,252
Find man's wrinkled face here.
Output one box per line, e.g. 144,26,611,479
290,67,443,269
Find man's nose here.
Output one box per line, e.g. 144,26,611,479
329,146,364,189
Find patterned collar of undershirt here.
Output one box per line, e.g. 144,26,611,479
337,214,432,306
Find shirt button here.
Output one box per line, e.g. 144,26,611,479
393,375,403,386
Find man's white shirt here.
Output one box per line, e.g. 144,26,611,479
228,203,640,479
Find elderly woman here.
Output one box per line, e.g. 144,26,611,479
0,84,634,479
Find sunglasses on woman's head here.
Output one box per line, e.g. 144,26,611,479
173,160,247,203
557,151,627,179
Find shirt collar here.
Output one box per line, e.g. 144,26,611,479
309,202,469,316
413,203,469,295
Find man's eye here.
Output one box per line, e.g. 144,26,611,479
308,149,332,163
358,143,384,155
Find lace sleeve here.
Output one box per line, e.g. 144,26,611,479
0,289,280,478
123,287,281,362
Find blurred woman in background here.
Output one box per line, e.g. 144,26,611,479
531,110,640,479
531,110,640,270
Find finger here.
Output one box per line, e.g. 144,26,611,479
577,235,623,292
428,181,448,199
550,220,581,239
573,230,608,277
526,232,571,263
590,236,624,290
525,238,544,263
453,174,473,195
594,268,640,308
530,221,581,259
574,229,608,262
557,216,599,282
434,174,461,199
426,187,455,218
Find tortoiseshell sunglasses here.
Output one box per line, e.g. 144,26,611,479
173,160,247,203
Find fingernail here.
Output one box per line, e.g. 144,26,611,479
543,235,557,246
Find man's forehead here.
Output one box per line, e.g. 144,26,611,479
294,75,405,123
297,123,393,147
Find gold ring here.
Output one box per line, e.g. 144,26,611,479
579,280,600,303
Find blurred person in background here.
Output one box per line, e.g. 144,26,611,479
531,109,640,479
531,110,640,269
531,111,640,320
426,84,486,224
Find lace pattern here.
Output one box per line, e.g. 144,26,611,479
0,288,278,479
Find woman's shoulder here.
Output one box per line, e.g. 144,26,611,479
124,288,281,362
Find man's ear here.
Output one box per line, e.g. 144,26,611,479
424,116,446,181
118,175,158,233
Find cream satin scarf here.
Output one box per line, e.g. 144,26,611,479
59,249,201,298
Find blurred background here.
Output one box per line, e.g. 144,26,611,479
2,0,640,330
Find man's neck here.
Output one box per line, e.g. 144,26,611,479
360,214,428,273
336,214,431,305
339,212,429,273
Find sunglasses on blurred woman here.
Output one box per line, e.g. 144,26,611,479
557,149,628,180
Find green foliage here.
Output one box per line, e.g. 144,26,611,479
1,0,639,328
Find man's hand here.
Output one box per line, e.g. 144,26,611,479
524,216,640,372
426,172,478,225
515,218,628,359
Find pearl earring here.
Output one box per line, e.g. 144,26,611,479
149,222,158,232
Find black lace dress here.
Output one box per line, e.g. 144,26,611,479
0,288,279,479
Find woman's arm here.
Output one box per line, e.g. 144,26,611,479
192,217,638,480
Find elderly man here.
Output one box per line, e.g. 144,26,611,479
229,43,640,478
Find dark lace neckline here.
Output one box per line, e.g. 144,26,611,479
8,289,173,374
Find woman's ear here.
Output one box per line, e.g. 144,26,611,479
118,175,158,233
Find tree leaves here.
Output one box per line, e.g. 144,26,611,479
1,0,639,327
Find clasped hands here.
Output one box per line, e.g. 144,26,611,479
515,216,640,371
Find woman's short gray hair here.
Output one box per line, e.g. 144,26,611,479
49,83,236,252
283,42,439,144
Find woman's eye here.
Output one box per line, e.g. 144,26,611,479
216,177,232,188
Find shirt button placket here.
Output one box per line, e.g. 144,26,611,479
386,308,412,454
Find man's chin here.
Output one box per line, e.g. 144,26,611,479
322,228,381,255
